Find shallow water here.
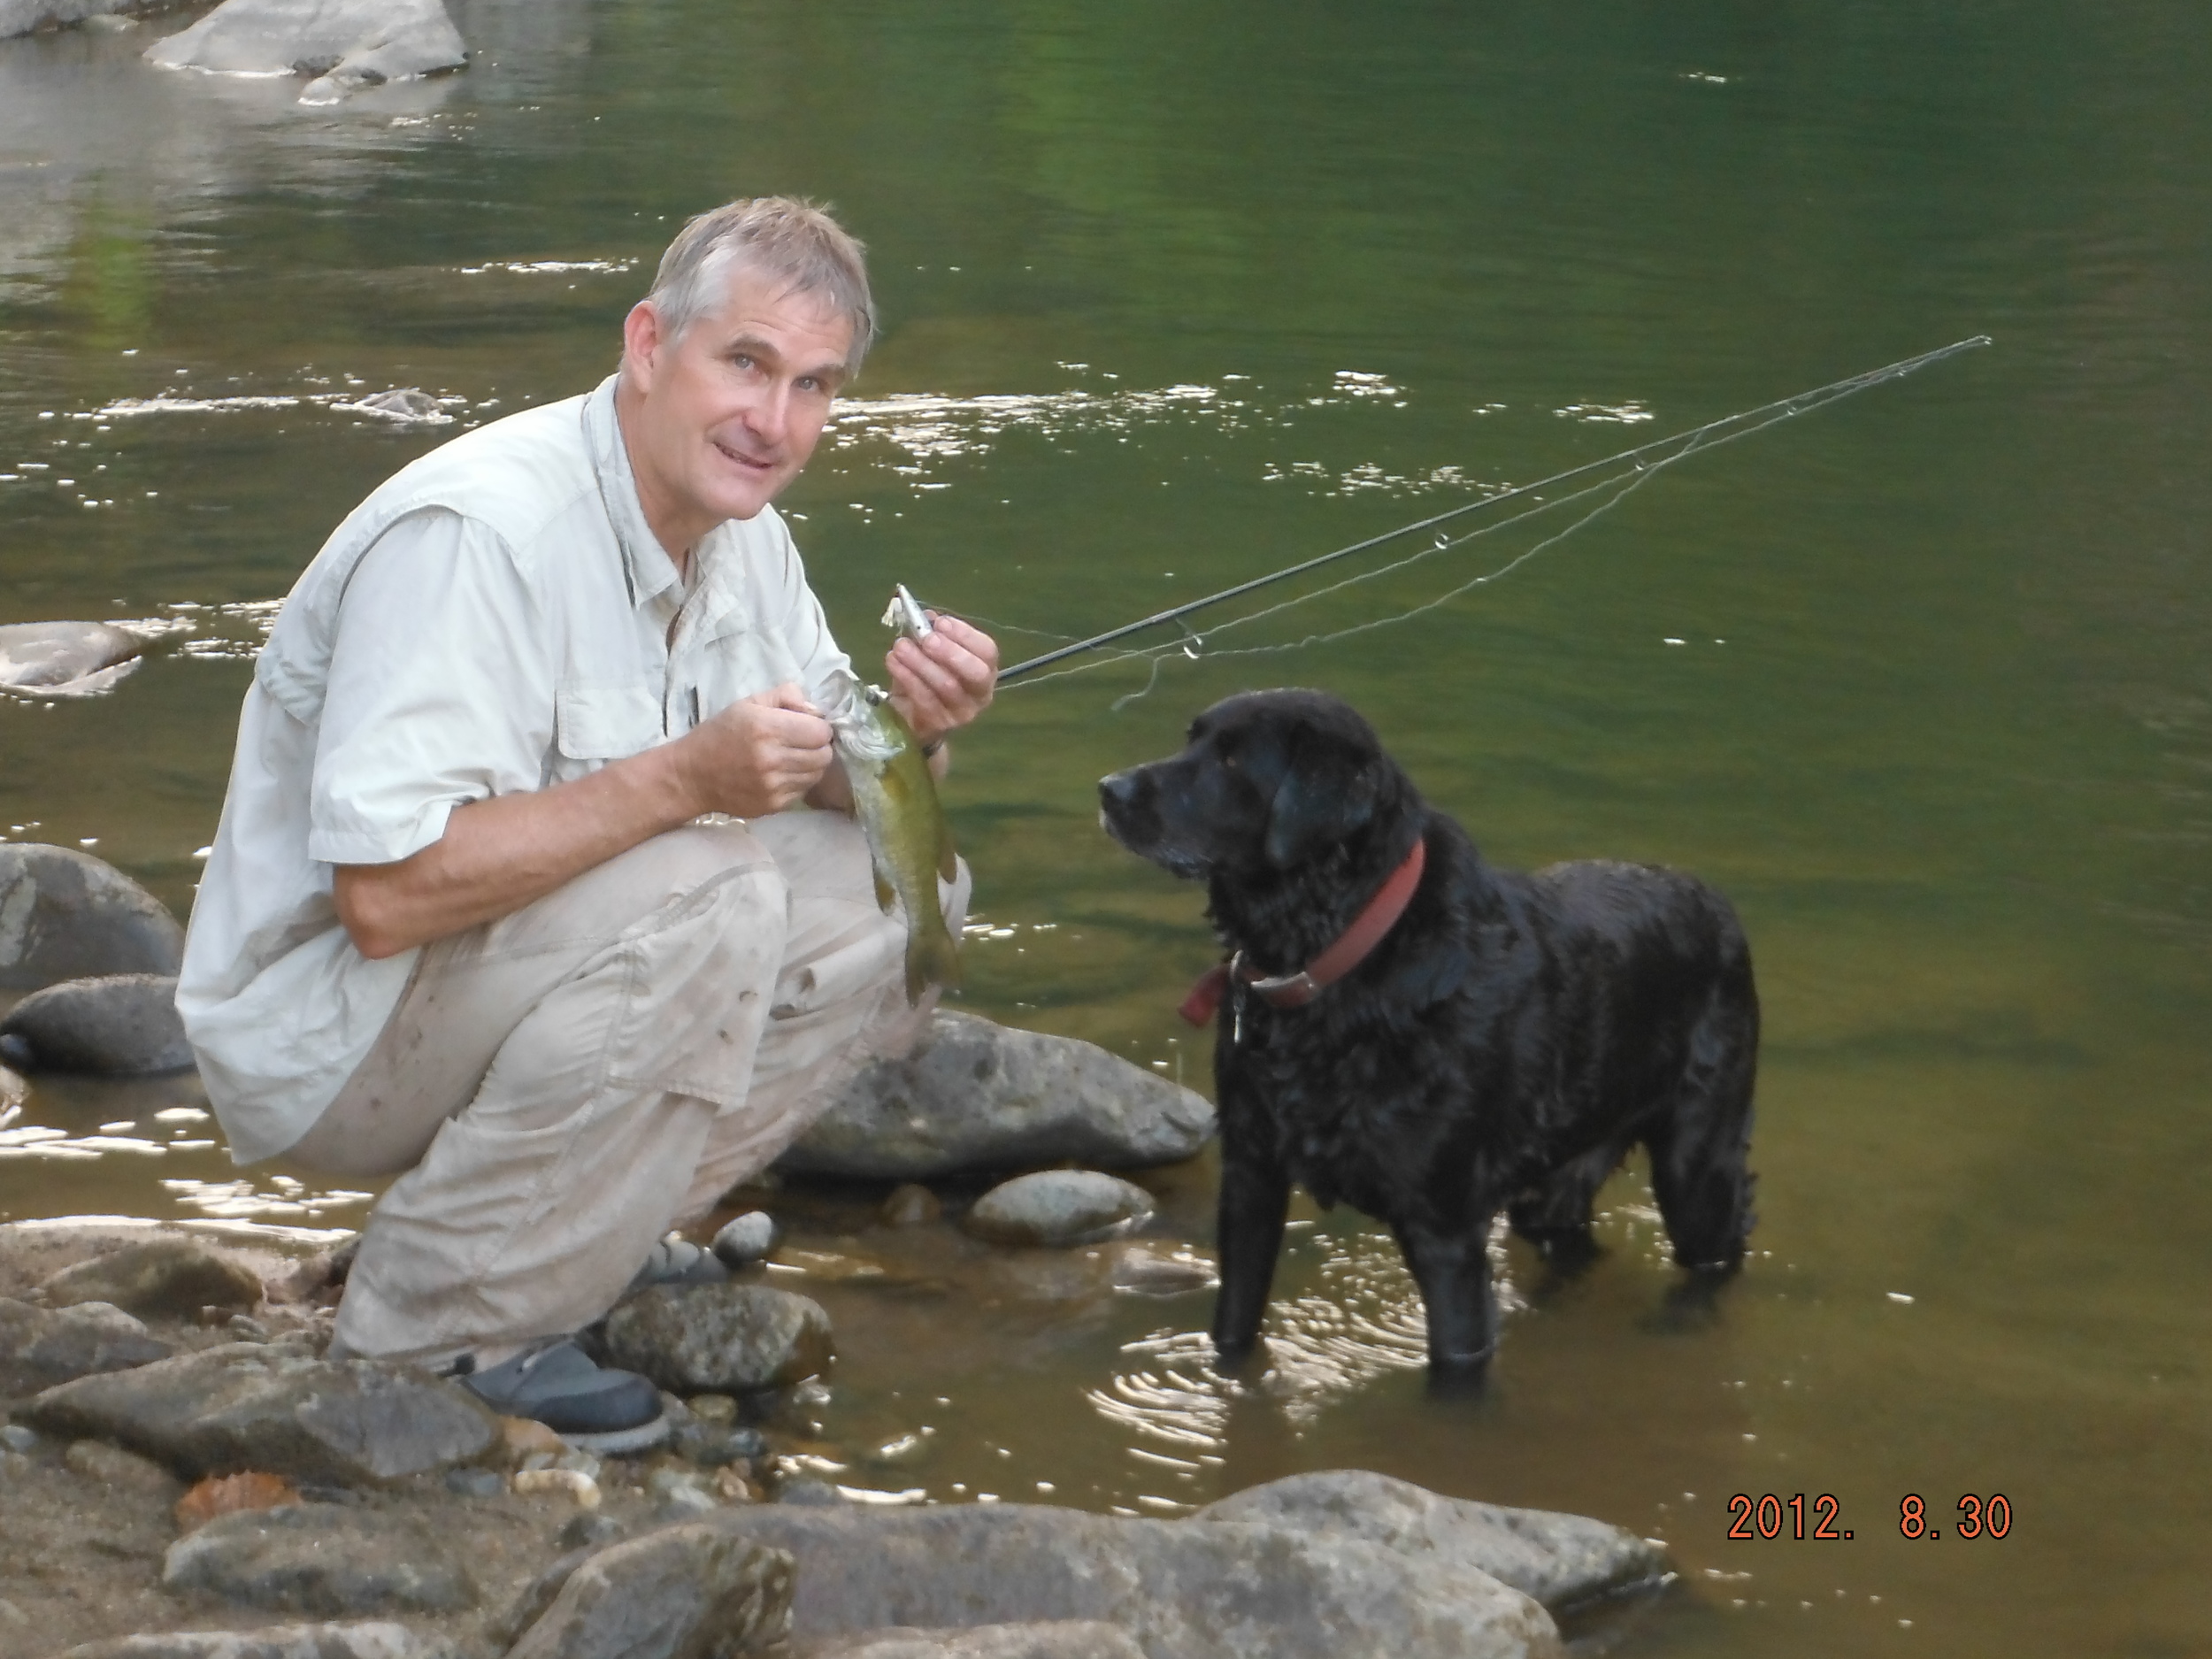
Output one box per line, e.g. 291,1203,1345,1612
4,2,2211,1651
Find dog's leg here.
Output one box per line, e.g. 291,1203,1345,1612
1211,1152,1291,1370
1647,992,1759,1273
1507,1138,1629,1269
1395,1220,1500,1384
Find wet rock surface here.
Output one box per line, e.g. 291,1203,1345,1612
710,1210,780,1269
0,620,149,696
964,1171,1156,1248
65,1435,185,1500
0,1296,172,1395
602,1284,833,1394
20,1343,498,1486
502,1522,792,1659
163,1505,478,1616
0,972,194,1074
55,1624,440,1659
1195,1468,1671,1610
780,1011,1214,1180
0,843,185,992
143,0,468,104
39,1237,263,1318
795,1624,1147,1659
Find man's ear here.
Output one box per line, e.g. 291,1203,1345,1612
1263,734,1377,868
621,301,665,390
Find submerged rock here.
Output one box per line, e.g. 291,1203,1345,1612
343,388,448,421
602,1284,833,1394
19,1343,498,1486
1195,1469,1670,1610
144,0,467,104
0,844,185,992
879,1184,941,1227
38,1237,263,1317
699,1502,1562,1659
0,621,148,698
964,1171,1156,1248
0,972,193,1074
781,1011,1214,1180
163,1504,477,1615
503,1523,793,1659
796,1626,1148,1659
54,1624,436,1659
0,1296,171,1396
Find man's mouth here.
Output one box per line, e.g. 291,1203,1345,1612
712,438,775,473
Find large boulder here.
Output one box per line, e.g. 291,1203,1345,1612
19,1344,498,1486
37,1237,263,1317
0,844,184,991
1194,1470,1671,1611
0,621,148,697
795,1626,1145,1659
144,0,467,104
503,1523,792,1659
0,1296,171,1397
602,1284,833,1394
163,1505,476,1616
780,1012,1214,1180
964,1172,1155,1248
0,1217,343,1307
700,1502,1563,1659
54,1624,436,1659
0,973,193,1074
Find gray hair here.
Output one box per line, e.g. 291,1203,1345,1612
641,196,876,375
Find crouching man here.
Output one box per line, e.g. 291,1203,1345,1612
177,198,997,1449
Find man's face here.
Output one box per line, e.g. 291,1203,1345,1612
619,265,855,551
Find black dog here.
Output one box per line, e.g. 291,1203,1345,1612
1098,689,1758,1383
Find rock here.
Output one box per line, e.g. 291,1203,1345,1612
0,1295,172,1396
0,1063,23,1110
443,1465,503,1498
557,1511,626,1552
775,1478,845,1507
0,621,148,698
710,1210,780,1268
143,0,467,104
65,1436,182,1499
513,1466,601,1508
503,1523,793,1659
687,1393,739,1424
699,1502,1560,1659
796,1625,1148,1659
0,844,184,992
20,1343,498,1486
674,1417,764,1469
0,1217,348,1308
177,1471,303,1529
655,1483,720,1522
0,972,193,1074
879,1184,941,1227
602,1285,833,1394
1106,1241,1217,1295
1194,1470,1670,1611
964,1172,1155,1248
39,1238,262,1317
53,1623,438,1659
499,1415,569,1463
164,1504,476,1615
779,1011,1214,1180
0,1423,36,1451
346,388,446,421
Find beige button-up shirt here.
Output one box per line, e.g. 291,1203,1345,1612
178,376,852,1164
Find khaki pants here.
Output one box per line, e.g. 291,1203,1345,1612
288,811,968,1367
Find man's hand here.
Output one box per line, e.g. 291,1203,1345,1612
887,613,999,746
672,683,834,818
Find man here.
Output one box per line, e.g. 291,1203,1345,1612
177,198,997,1450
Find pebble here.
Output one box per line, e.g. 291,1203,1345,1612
444,1466,505,1498
687,1393,739,1424
675,1419,765,1468
0,1424,38,1453
710,1210,780,1268
65,1437,180,1498
879,1183,942,1226
777,1476,847,1505
654,1485,720,1521
512,1467,601,1508
964,1171,1157,1248
500,1414,570,1460
645,1467,711,1503
554,1448,603,1480
557,1511,627,1551
227,1314,272,1340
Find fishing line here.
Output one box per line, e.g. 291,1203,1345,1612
979,336,1990,693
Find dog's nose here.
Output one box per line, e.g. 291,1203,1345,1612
1098,771,1141,812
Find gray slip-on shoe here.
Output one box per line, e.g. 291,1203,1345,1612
453,1338,668,1454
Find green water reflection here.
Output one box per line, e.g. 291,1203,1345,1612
4,2,2209,1653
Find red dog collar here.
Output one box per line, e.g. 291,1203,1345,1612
1179,837,1428,1026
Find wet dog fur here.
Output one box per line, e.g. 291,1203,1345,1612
1098,689,1759,1384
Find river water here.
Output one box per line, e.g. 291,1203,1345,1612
4,2,2208,1652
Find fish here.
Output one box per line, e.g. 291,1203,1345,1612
825,671,962,1003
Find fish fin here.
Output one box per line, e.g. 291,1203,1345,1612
872,871,897,914
936,818,958,884
903,917,964,1005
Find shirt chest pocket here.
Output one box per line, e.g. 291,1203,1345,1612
555,682,664,766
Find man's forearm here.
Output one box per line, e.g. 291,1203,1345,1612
334,744,699,960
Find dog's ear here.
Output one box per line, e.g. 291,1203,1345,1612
1263,731,1379,867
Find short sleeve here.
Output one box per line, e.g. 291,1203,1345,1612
307,510,554,866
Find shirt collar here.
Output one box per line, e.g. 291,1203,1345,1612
581,374,686,612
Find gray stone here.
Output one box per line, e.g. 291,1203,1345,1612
53,1623,437,1659
0,621,148,697
557,1510,627,1552
1194,1469,1670,1611
1106,1241,1217,1296
65,1434,182,1498
779,1012,1214,1180
442,1464,503,1498
0,972,193,1074
879,1184,941,1227
0,843,184,991
0,1422,36,1451
796,1625,1146,1659
655,1484,721,1522
144,0,466,104
0,1295,171,1396
710,1210,779,1269
164,1505,476,1616
964,1172,1155,1248
603,1284,833,1394
674,1418,765,1469
40,1237,262,1317
20,1343,498,1486
347,388,445,421
503,1522,793,1659
699,1502,1561,1659
775,1478,845,1506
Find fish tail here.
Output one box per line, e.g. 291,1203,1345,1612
903,914,964,1005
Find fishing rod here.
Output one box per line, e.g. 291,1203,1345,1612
994,335,1992,684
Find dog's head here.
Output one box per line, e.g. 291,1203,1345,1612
1098,689,1402,879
